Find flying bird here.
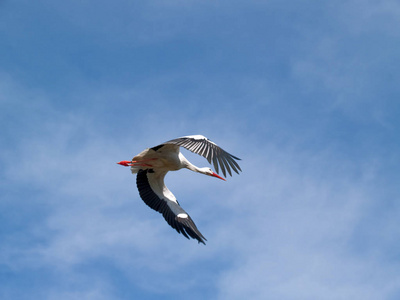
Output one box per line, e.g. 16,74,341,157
117,135,242,244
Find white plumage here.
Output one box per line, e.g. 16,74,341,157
117,135,241,244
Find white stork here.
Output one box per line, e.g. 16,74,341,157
117,135,242,244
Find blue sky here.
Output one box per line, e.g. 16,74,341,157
1,0,400,299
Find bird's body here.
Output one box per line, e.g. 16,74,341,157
117,135,241,244
130,145,183,173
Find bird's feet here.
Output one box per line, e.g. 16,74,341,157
117,158,157,167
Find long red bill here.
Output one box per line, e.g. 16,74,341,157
211,172,226,181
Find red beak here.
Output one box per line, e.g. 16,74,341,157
211,172,226,181
117,160,132,166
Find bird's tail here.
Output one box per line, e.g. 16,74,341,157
129,157,159,174
130,166,142,174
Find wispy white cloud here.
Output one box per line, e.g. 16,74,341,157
213,145,400,299
288,1,400,126
2,0,400,299
0,75,236,298
341,0,400,36
2,37,400,294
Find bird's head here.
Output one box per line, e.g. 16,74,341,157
201,167,226,181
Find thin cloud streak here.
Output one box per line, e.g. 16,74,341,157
2,1,400,299
2,66,400,299
215,146,399,299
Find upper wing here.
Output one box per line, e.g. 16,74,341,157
163,135,242,177
136,169,206,244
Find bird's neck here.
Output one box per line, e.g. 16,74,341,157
186,162,203,173
179,153,203,174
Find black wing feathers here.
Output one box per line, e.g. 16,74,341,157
164,136,241,177
150,144,164,151
136,169,206,244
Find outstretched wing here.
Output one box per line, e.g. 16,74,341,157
163,135,242,177
136,169,206,244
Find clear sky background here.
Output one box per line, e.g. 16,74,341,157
1,1,400,299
